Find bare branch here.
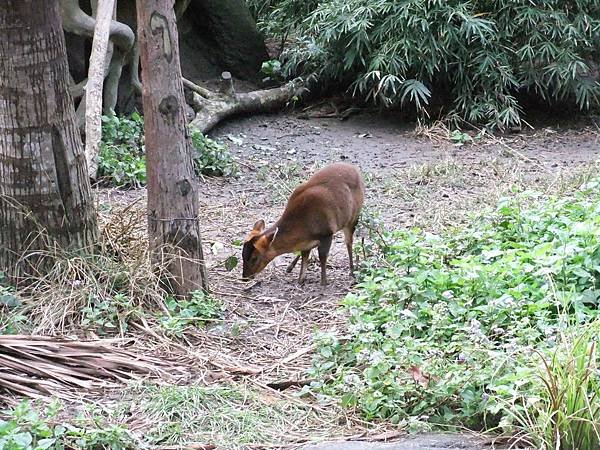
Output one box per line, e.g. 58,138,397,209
182,77,214,99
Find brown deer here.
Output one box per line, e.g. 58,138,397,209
242,162,365,285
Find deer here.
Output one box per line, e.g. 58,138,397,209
242,162,365,286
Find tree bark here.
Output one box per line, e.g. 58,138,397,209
85,0,116,179
60,0,135,120
137,0,208,296
0,0,98,282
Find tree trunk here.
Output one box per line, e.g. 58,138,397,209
0,0,98,282
85,0,116,179
137,0,208,296
60,0,135,122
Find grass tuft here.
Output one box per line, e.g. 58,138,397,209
129,383,338,449
1,201,165,335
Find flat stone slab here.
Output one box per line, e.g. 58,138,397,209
301,433,492,450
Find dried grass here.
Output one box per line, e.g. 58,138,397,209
125,382,358,449
375,152,600,233
10,200,167,335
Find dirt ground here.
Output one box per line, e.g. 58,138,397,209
97,109,599,447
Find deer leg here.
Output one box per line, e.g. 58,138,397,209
318,235,333,286
298,250,310,284
286,254,301,273
343,222,358,276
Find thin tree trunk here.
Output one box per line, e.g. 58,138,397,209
0,0,98,282
60,0,135,124
85,0,116,179
136,0,208,296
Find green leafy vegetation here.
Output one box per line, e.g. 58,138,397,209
247,0,319,49
449,130,473,146
159,290,225,337
0,285,27,335
98,114,238,187
189,127,240,177
0,400,136,450
308,178,600,433
261,59,284,82
81,293,139,336
98,112,146,187
251,0,600,128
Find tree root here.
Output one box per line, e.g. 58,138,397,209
187,72,306,134
60,0,135,120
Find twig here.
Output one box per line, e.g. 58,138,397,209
182,77,214,99
266,378,315,391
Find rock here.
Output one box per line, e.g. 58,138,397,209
301,434,494,450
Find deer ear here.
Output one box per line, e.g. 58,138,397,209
253,219,265,232
255,227,278,252
245,220,266,242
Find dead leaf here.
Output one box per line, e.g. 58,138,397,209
409,365,430,388
0,335,168,402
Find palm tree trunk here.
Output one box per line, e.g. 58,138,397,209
0,0,98,282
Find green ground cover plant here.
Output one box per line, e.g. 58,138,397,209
0,401,135,450
308,178,600,437
98,113,238,187
159,290,225,337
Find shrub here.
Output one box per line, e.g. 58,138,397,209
0,400,136,450
252,0,600,128
97,114,238,187
247,0,319,43
308,179,600,428
98,112,146,187
189,128,239,177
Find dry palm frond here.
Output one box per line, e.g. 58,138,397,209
0,335,168,402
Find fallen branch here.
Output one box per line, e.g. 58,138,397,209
182,77,214,99
187,72,306,134
266,378,315,391
297,106,362,121
0,335,168,402
352,430,406,442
